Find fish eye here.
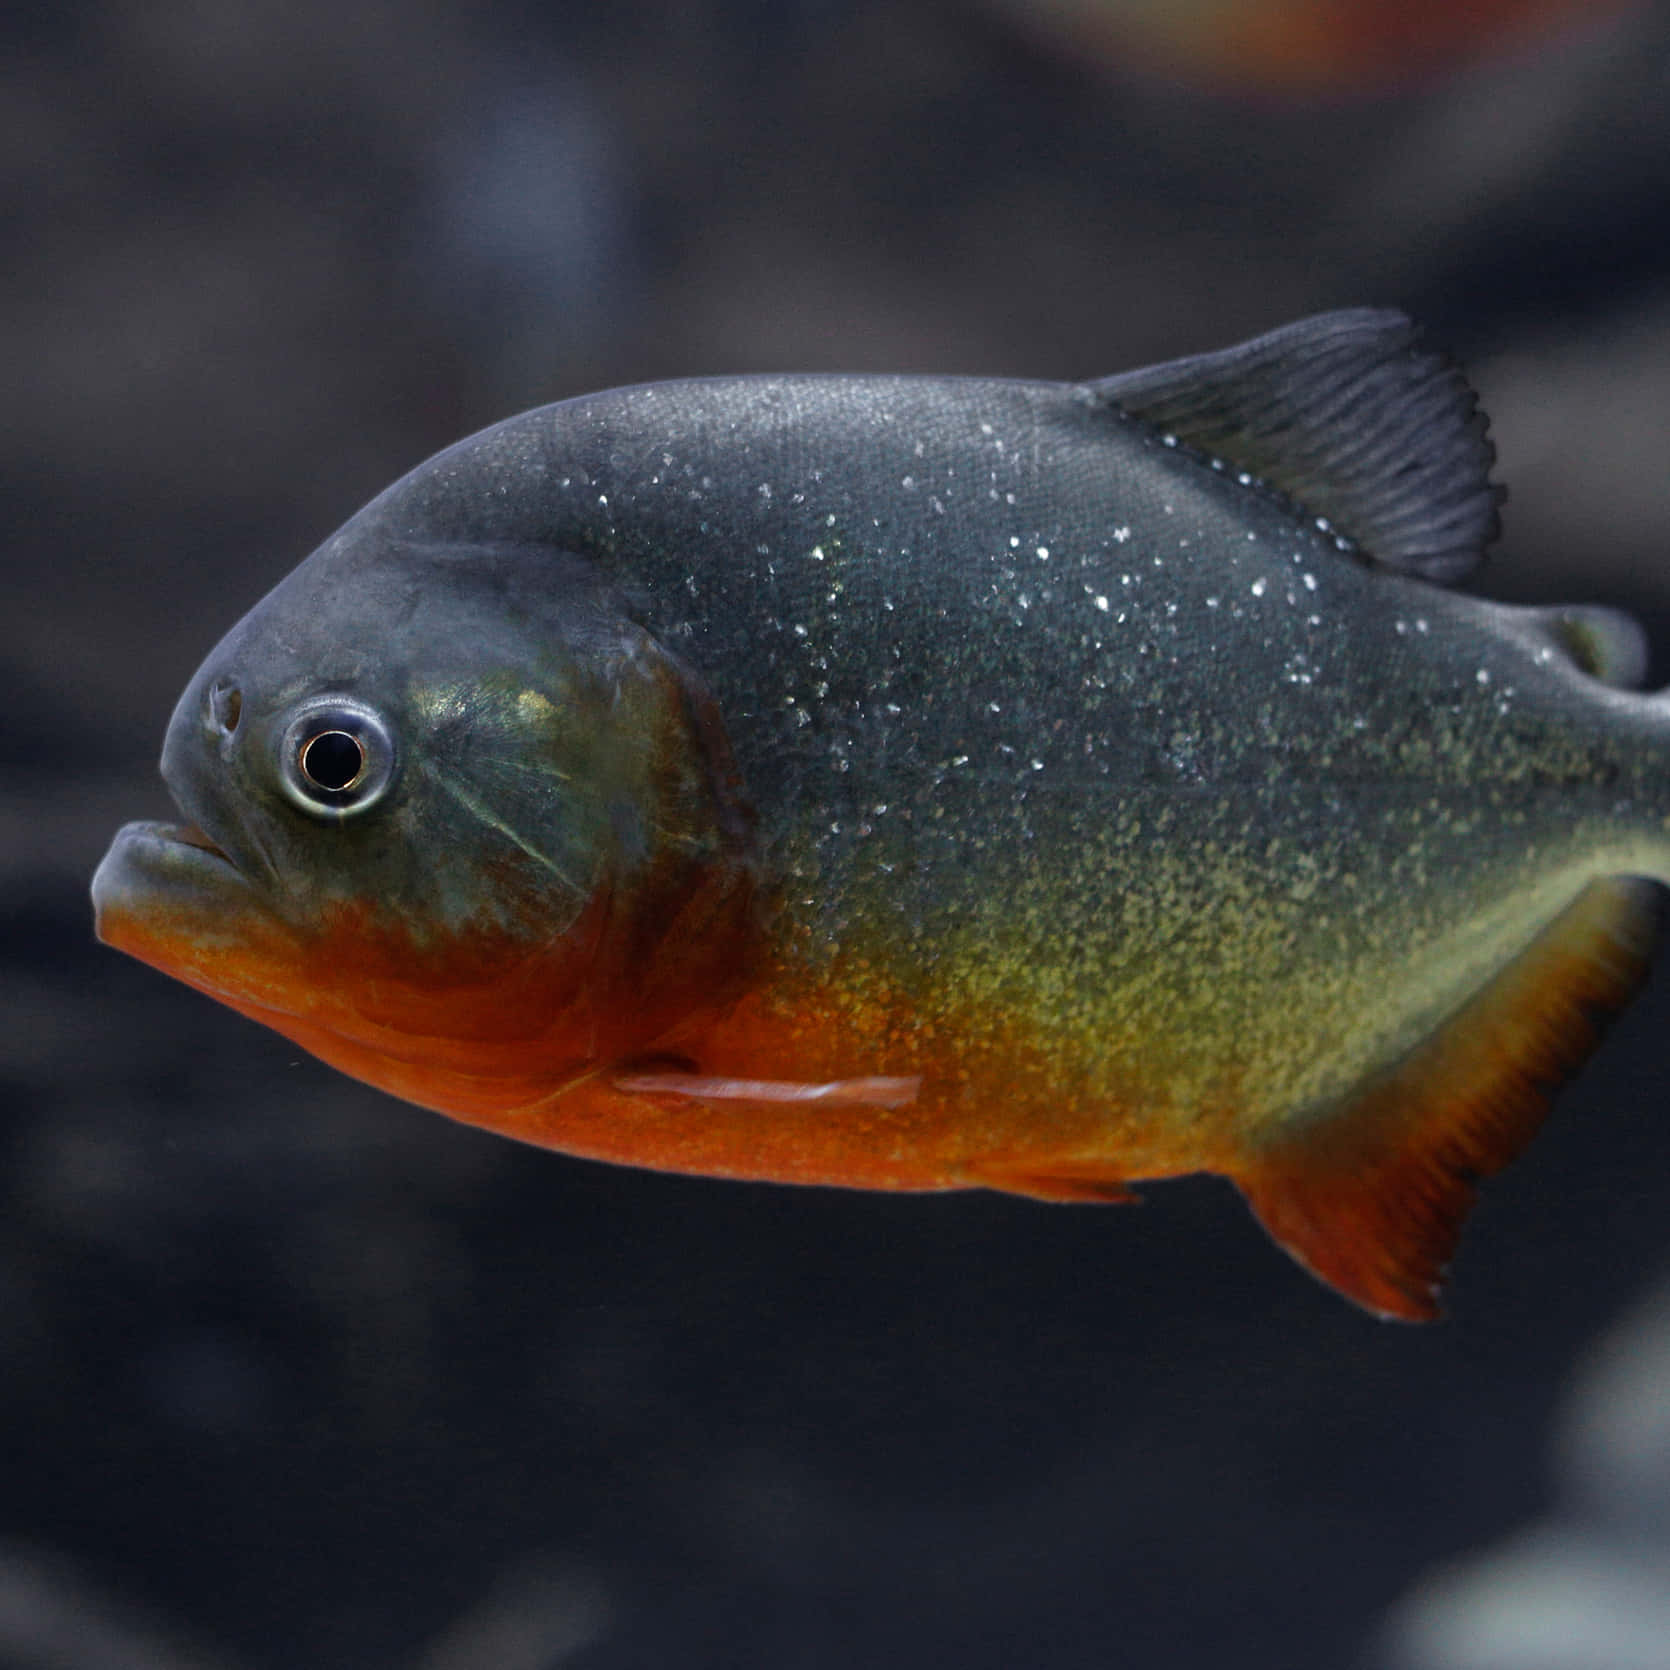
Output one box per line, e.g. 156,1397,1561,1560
278,699,396,818
300,730,364,791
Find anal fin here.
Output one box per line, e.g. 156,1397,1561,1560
965,1159,1142,1205
1236,877,1658,1322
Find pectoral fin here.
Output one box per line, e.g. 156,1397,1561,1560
1235,877,1657,1322
612,1071,922,1109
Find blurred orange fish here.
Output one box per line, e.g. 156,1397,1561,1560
977,0,1638,92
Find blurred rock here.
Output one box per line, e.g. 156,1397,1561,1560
0,1543,246,1670
415,1555,608,1670
1380,1276,1670,1670
1558,1282,1670,1538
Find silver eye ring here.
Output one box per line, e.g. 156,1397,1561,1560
278,698,397,818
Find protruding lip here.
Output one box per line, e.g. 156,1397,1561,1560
91,818,252,945
105,818,238,867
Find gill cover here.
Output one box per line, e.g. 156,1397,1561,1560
127,538,764,1109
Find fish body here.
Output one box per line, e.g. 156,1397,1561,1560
93,312,1669,1318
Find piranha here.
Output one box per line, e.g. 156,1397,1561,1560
93,309,1665,1320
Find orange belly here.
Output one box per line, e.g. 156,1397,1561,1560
270,948,1241,1198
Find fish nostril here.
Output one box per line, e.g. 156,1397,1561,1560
209,680,242,735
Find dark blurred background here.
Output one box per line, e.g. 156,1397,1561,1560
10,2,1670,1666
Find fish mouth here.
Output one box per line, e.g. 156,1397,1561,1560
91,818,256,948
171,821,233,858
106,817,241,870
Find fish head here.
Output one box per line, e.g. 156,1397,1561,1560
93,537,762,1118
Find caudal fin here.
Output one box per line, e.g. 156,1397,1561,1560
1234,877,1658,1321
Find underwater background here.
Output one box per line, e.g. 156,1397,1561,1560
8,2,1670,1665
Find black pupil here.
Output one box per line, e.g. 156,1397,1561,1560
300,730,365,792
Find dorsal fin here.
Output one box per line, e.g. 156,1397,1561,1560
1090,309,1502,583
1233,877,1658,1321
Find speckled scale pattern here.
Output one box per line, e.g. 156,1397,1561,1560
342,372,1670,1144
